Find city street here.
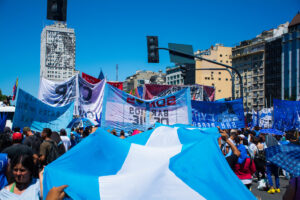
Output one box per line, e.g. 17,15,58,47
251,177,289,200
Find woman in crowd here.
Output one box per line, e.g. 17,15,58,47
0,153,43,199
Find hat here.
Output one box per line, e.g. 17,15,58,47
12,132,23,141
23,127,31,133
230,129,238,134
238,134,245,139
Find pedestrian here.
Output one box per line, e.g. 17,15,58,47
22,127,41,165
120,130,126,139
39,128,60,166
59,129,71,152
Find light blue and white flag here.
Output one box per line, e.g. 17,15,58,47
101,84,192,132
43,124,255,200
13,89,74,132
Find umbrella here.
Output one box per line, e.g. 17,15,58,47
265,143,300,176
259,128,284,135
67,118,98,129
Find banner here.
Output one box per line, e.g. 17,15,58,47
13,89,74,132
82,72,123,90
38,76,77,107
273,99,300,131
101,84,192,132
38,75,105,121
143,84,214,101
78,76,105,120
44,125,256,200
191,98,245,129
251,108,273,128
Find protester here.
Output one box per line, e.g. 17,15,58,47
234,150,256,190
59,129,71,152
39,128,60,166
218,128,241,170
50,131,66,156
0,132,12,152
263,134,281,193
22,127,41,165
120,130,126,139
254,136,266,182
0,153,43,199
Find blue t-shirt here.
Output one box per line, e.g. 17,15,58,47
0,153,8,190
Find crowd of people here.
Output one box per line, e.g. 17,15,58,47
0,124,299,199
218,126,299,199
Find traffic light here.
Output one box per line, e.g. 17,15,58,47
147,36,159,63
47,0,67,21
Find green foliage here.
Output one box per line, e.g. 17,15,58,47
0,89,8,101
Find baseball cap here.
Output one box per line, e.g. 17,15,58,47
12,132,23,141
238,134,245,139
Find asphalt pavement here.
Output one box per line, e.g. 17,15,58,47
251,177,289,200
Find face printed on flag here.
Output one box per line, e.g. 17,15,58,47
43,125,256,200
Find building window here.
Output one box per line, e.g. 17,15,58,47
219,78,221,80
226,78,228,81
220,54,223,57
219,72,221,74
218,90,221,92
220,60,223,63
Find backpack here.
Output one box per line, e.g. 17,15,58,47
255,148,265,162
45,140,60,164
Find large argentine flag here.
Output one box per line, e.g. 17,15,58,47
43,124,255,200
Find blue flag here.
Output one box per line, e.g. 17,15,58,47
191,98,245,129
43,124,255,200
273,99,300,131
13,89,74,132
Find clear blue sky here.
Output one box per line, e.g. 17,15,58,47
0,0,299,98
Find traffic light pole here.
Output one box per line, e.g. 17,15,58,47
157,47,243,99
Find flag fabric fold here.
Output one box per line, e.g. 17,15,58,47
43,124,255,200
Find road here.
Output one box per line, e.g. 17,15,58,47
251,177,289,200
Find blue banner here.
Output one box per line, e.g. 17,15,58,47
273,99,300,131
13,89,74,132
101,84,192,132
0,113,8,132
191,98,245,129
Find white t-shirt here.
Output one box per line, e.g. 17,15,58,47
60,136,71,151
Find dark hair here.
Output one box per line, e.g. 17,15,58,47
82,129,90,138
60,129,67,136
0,133,12,152
13,127,21,132
11,154,37,180
43,128,52,138
234,136,241,144
120,130,125,136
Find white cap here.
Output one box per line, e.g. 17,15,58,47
238,134,245,139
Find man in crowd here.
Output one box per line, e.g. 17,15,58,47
23,127,41,165
39,128,60,166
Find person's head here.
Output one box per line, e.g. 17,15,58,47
3,127,12,134
259,134,265,143
11,154,35,185
42,128,52,139
230,129,238,139
0,133,12,152
82,129,90,138
22,127,32,137
253,136,259,145
111,129,117,136
13,127,21,133
12,132,23,144
254,126,260,131
60,129,67,136
79,127,84,134
120,130,125,137
234,136,241,145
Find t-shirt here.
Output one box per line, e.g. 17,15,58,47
60,136,71,152
39,140,52,165
23,135,41,155
0,178,40,200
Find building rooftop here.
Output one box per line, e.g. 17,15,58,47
289,12,300,27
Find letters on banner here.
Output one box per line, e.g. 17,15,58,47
191,98,245,129
273,99,300,131
13,89,74,132
101,84,192,132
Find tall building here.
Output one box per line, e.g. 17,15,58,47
194,44,232,100
166,65,185,85
282,13,300,100
40,22,77,82
123,70,165,92
232,23,288,110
